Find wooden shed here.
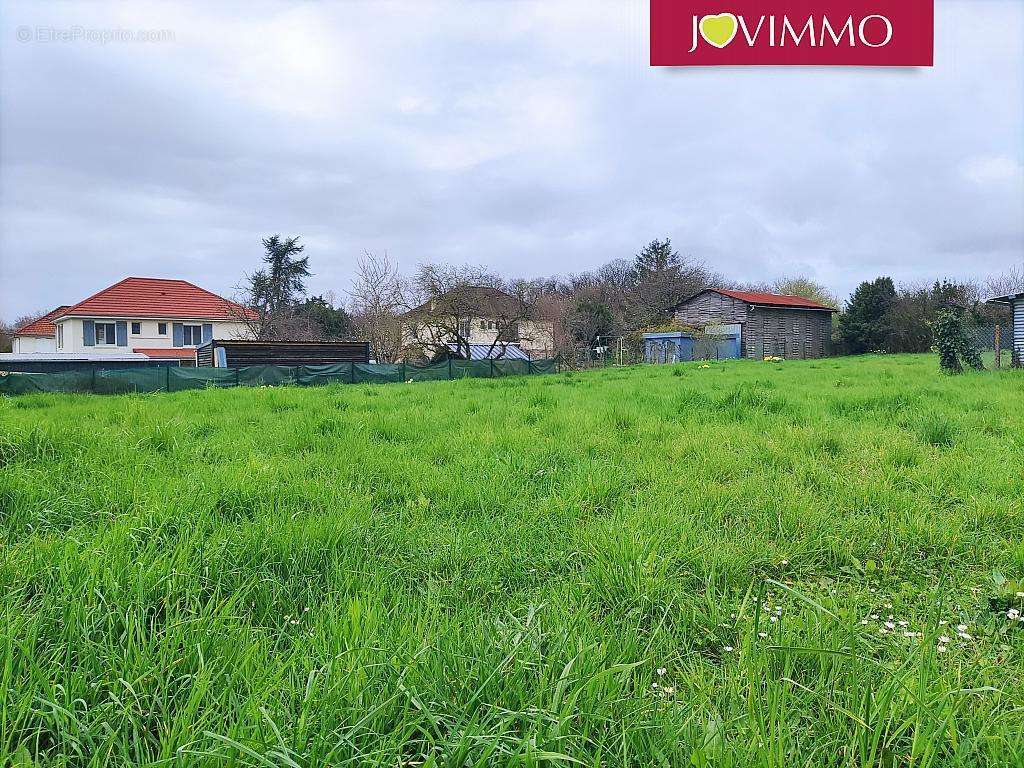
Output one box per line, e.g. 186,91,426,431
196,339,370,368
987,292,1024,367
673,289,837,360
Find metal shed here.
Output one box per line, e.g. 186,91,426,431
987,292,1024,367
196,339,370,367
643,328,741,364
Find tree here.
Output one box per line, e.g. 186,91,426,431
627,239,713,329
568,297,616,347
773,276,838,308
295,294,353,340
236,235,312,339
985,262,1024,298
838,277,897,354
348,252,404,363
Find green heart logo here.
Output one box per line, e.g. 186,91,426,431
700,13,738,48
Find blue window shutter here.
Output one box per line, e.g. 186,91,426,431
115,321,128,347
83,320,95,346
172,323,184,347
202,323,213,343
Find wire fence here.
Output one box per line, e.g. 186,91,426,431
0,358,562,397
966,325,1016,368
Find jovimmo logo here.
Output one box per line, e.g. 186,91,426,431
651,0,933,66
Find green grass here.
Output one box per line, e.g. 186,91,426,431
1,354,1023,767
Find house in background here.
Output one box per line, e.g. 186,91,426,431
8,277,254,364
987,291,1023,367
401,285,554,360
11,306,70,353
673,288,837,360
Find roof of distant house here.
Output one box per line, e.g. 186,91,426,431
443,342,530,360
403,285,529,320
14,306,71,337
56,277,254,321
685,288,838,311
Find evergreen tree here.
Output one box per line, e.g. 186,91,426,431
838,277,897,353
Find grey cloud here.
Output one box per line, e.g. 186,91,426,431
2,0,1022,320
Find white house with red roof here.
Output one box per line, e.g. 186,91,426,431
11,277,254,362
10,306,70,353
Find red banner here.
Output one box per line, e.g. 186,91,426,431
651,0,933,67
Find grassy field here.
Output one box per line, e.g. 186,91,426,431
1,354,1023,767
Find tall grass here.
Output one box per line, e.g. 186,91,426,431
1,354,1022,766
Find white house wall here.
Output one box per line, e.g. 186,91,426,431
57,318,253,354
13,336,57,353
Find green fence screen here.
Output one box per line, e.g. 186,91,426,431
0,358,562,397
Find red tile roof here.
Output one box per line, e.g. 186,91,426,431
133,347,198,359
57,277,254,321
708,289,837,311
14,306,71,337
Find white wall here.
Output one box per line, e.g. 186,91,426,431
58,318,252,354
12,335,56,353
403,317,555,358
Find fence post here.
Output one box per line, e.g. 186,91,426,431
350,362,356,384
527,359,533,376
235,368,240,387
995,325,1001,369
166,365,170,392
401,362,406,381
92,368,97,394
490,359,495,378
448,358,453,380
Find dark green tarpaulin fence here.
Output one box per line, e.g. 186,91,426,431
0,358,562,396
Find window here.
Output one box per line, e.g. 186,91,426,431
95,322,116,345
131,322,141,335
480,320,486,330
458,320,470,338
57,324,63,349
158,322,167,335
182,324,203,345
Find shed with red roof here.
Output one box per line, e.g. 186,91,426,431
673,288,838,359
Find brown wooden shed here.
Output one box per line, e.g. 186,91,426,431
673,289,837,360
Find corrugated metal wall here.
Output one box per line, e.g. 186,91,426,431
1014,298,1023,363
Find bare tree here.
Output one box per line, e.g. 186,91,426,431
772,276,839,308
348,252,404,363
985,263,1024,297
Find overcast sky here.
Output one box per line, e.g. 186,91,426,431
1,0,1022,320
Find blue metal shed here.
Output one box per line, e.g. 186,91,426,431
644,327,741,364
643,332,694,363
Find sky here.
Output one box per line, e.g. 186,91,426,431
1,0,1022,320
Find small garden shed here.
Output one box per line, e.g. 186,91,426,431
643,328,741,363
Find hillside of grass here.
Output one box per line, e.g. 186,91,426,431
1,354,1023,767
